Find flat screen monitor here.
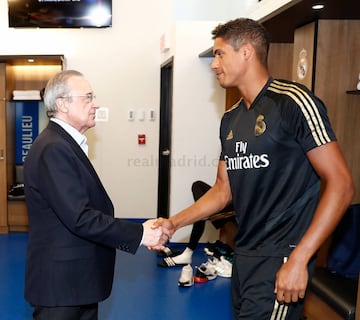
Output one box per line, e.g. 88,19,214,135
8,0,112,28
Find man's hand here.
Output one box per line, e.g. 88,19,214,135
141,219,169,249
154,217,175,239
145,218,175,251
274,258,308,303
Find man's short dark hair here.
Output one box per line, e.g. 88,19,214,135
212,18,270,66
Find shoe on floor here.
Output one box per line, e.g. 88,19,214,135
204,240,234,259
194,262,217,283
157,246,182,258
178,264,194,287
193,270,208,283
157,257,189,268
207,256,232,278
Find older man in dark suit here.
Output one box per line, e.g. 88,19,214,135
24,70,168,320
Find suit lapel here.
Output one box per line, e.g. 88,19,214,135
47,122,110,198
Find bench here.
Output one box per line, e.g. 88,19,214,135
303,204,360,320
309,268,358,319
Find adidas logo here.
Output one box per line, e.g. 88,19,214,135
226,130,233,140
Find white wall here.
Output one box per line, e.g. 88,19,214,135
173,0,258,20
161,21,226,242
247,0,301,21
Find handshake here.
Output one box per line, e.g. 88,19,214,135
141,218,175,250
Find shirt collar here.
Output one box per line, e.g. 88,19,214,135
50,118,88,156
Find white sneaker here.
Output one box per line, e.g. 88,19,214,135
178,264,194,287
194,261,217,283
208,256,232,278
218,256,232,278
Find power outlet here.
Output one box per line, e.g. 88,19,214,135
95,107,109,122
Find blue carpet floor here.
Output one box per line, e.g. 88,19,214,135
0,233,232,320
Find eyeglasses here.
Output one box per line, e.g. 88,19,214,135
59,92,96,103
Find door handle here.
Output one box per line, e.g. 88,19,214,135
0,149,4,160
161,149,170,156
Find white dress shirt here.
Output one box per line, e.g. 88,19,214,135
50,118,88,156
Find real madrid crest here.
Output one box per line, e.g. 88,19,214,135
254,114,266,136
297,48,308,80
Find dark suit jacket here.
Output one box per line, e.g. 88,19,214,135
24,121,143,307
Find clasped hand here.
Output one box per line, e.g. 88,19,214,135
141,218,175,250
